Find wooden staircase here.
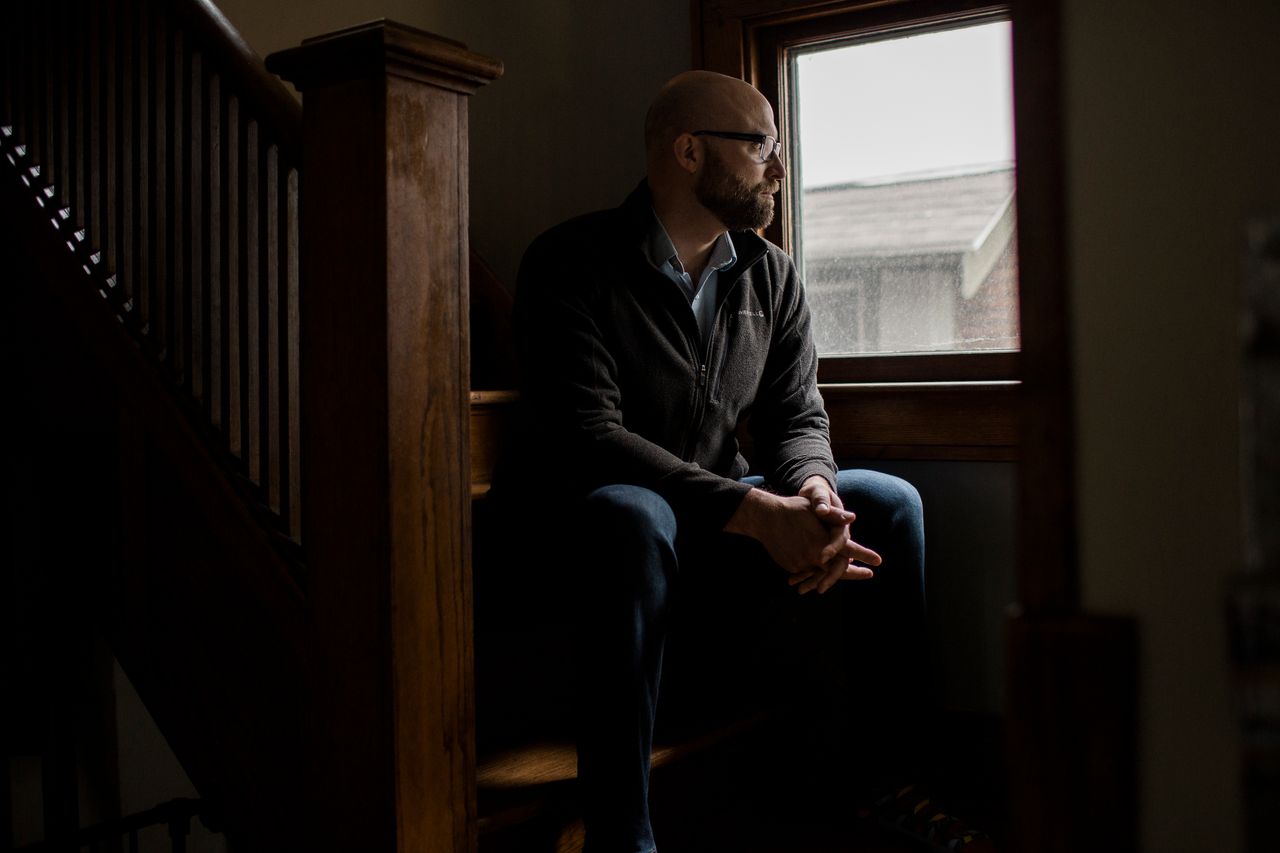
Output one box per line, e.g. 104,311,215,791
1,2,505,849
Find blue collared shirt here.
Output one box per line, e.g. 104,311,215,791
645,213,737,344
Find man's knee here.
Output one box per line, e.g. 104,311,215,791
835,469,923,534
583,485,678,544
580,485,679,595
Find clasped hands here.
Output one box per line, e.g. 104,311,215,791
724,475,881,595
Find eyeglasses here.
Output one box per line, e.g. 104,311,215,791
692,130,782,164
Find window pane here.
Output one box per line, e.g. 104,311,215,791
791,20,1019,356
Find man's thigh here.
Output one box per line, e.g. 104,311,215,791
662,516,843,722
662,469,924,712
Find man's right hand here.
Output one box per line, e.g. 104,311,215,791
724,488,879,590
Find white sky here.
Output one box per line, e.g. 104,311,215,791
793,21,1014,187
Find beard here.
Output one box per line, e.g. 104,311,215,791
693,146,778,231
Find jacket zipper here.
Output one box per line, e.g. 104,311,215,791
678,270,747,462
662,243,765,463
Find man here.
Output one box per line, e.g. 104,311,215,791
506,70,926,853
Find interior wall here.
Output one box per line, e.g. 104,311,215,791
212,0,692,290
862,460,1016,715
1063,1,1280,850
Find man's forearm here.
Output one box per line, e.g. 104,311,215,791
723,487,776,539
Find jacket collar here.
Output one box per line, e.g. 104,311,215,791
622,179,770,280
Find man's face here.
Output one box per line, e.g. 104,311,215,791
693,142,780,231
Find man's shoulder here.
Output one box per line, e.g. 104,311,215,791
527,182,649,257
530,205,625,252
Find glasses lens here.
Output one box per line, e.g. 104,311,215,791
761,137,778,162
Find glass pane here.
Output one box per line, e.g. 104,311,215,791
791,20,1019,356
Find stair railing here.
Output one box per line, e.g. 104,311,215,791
2,0,304,551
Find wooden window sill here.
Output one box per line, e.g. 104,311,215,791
820,379,1018,461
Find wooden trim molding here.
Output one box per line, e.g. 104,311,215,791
823,381,1017,461
818,350,1018,384
1008,0,1076,610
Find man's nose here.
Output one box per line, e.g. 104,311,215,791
767,150,786,181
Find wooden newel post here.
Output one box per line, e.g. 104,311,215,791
266,22,501,853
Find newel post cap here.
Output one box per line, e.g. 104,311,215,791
266,19,503,94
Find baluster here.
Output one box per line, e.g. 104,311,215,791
262,140,279,513
237,112,254,473
22,0,33,164
1,1,10,129
40,0,53,188
150,0,168,360
87,0,102,250
91,0,108,282
186,48,202,399
245,118,261,487
72,0,88,234
281,164,299,537
207,70,222,429
55,0,72,214
194,51,210,408
134,0,150,337
169,26,186,384
27,0,39,173
19,2,32,160
103,0,117,287
224,92,240,459
9,2,18,145
118,0,135,315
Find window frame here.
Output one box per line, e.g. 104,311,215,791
696,0,1019,460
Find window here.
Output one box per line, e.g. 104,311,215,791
698,0,1020,458
789,19,1017,357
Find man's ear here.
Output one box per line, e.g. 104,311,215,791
672,133,700,174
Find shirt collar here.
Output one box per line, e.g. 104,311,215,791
645,209,738,279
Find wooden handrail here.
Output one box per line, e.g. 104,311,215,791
172,0,302,159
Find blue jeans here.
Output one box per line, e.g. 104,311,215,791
572,470,926,853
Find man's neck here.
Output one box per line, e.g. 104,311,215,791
652,193,726,283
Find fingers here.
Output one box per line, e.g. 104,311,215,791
841,564,876,582
818,523,849,565
794,540,880,595
818,530,880,574
800,477,853,526
842,538,881,567
814,552,853,594
813,501,855,526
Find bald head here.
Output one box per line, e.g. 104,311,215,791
644,71,773,167
643,71,786,236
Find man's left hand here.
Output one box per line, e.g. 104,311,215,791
792,475,880,594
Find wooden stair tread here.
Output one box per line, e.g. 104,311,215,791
476,711,773,839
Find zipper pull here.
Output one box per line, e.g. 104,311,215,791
698,363,708,387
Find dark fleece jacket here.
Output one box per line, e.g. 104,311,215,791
505,181,837,535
